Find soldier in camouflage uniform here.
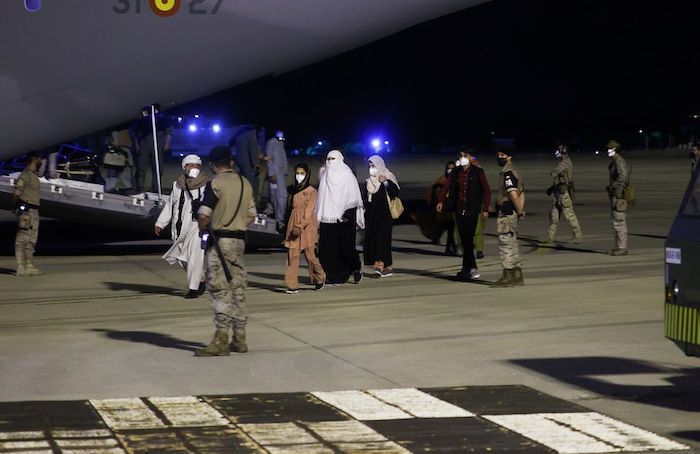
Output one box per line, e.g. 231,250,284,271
544,145,582,243
14,152,44,277
606,140,629,256
491,148,526,287
196,146,256,357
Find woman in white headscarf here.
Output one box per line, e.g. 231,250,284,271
317,150,364,284
364,155,400,276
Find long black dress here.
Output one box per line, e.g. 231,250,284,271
363,181,399,267
319,207,362,284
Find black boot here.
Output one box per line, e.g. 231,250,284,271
490,269,515,288
511,267,525,285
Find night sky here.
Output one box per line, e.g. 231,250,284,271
181,0,700,152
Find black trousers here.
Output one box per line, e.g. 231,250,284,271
455,213,478,272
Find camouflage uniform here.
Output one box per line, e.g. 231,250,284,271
207,238,248,330
14,167,42,276
196,167,256,356
608,153,629,253
546,155,582,242
495,161,524,273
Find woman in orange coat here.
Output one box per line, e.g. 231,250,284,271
284,163,326,293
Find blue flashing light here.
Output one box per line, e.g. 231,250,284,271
188,124,197,133
317,141,323,146
371,139,381,149
212,124,221,133
177,116,183,123
194,114,200,119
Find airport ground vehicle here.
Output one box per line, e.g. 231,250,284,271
664,162,700,356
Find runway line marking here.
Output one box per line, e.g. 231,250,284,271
311,390,413,421
484,412,689,453
90,397,166,430
148,396,230,427
367,388,475,418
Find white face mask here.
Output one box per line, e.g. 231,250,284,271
187,168,200,179
295,174,306,184
447,168,453,175
554,151,562,159
369,167,378,176
607,149,616,158
457,157,470,167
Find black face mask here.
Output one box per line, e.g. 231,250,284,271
497,158,508,167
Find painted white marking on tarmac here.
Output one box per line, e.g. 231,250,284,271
61,449,125,454
90,398,165,430
305,420,387,443
305,420,410,453
55,438,121,448
148,396,229,427
311,390,413,421
485,412,689,453
265,444,334,454
238,422,318,446
52,429,113,438
545,413,689,452
484,414,614,453
367,388,475,418
334,441,410,453
0,439,51,449
0,431,44,440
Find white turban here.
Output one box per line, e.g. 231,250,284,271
181,154,202,169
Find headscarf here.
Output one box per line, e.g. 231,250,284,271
366,155,399,202
285,163,311,223
288,163,311,195
176,171,209,191
317,150,363,223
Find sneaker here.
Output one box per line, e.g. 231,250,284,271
381,268,394,277
374,268,383,277
476,251,485,259
469,268,481,280
455,271,470,282
314,281,325,291
285,288,299,294
610,248,628,256
353,270,363,284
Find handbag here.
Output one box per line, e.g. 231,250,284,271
387,194,404,219
103,146,127,168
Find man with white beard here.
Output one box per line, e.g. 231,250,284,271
155,154,210,298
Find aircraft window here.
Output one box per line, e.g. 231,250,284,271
681,168,700,217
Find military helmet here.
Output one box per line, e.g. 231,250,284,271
606,140,621,151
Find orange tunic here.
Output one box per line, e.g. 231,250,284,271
284,186,319,251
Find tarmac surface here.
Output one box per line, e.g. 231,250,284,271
1,150,699,453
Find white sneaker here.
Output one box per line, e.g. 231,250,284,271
285,288,299,294
469,268,481,280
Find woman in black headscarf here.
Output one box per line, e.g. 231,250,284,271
283,163,326,293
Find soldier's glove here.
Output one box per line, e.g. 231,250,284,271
545,185,554,196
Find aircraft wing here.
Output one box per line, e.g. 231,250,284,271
0,0,487,160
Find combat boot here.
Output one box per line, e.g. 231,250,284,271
25,263,44,276
16,264,28,277
511,267,525,285
230,327,248,353
195,329,230,357
490,268,515,288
